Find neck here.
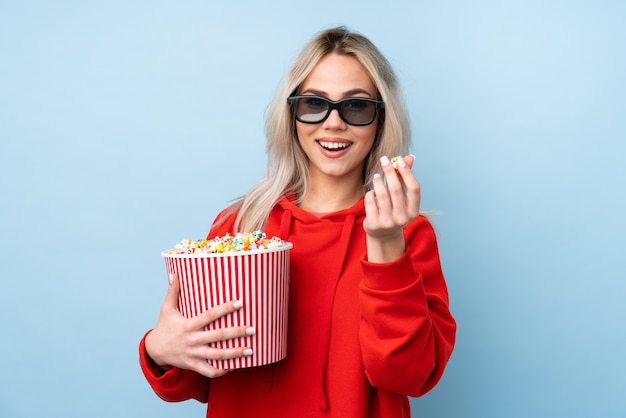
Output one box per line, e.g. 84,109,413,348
299,172,364,213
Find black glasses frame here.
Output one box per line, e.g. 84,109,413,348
287,95,384,126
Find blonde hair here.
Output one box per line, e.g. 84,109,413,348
226,27,411,233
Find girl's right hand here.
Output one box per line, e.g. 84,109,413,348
144,273,255,379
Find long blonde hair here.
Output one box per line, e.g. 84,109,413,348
226,27,411,233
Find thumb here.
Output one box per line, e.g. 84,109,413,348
162,273,181,311
404,154,416,169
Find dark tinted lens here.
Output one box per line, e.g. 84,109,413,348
296,97,329,123
340,99,376,124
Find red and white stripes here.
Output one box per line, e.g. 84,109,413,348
163,245,291,369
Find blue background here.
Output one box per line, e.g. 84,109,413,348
1,1,625,417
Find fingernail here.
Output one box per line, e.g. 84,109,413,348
372,173,381,180
380,156,390,166
246,327,256,336
168,274,174,285
233,300,243,309
243,349,253,356
396,157,406,168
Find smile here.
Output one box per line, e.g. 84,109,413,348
317,140,351,151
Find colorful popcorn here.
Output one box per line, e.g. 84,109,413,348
166,231,287,254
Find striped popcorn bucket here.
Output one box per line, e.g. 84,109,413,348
162,243,292,369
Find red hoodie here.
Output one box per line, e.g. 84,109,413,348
139,195,456,417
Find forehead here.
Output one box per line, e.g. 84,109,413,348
300,53,376,97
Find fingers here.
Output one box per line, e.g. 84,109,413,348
191,324,256,347
188,344,254,378
197,343,254,361
364,189,380,219
383,156,418,197
402,154,415,169
365,155,421,232
188,321,255,379
191,299,244,329
396,155,419,215
371,172,393,218
188,300,255,352
381,155,420,218
181,342,254,379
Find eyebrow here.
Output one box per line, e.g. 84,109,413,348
300,88,374,98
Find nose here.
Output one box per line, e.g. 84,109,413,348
322,108,346,129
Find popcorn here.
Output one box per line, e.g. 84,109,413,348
390,155,404,170
167,231,287,254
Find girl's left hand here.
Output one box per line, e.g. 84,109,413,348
363,155,421,263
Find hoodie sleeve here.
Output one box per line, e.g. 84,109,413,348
359,215,456,397
138,331,210,403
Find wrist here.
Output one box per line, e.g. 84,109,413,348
366,230,405,263
145,330,172,371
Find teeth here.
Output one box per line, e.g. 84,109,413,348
318,141,350,150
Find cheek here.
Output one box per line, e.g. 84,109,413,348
295,124,317,143
357,125,378,148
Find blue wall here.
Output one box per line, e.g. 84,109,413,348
1,1,624,417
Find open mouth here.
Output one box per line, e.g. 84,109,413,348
317,140,351,151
